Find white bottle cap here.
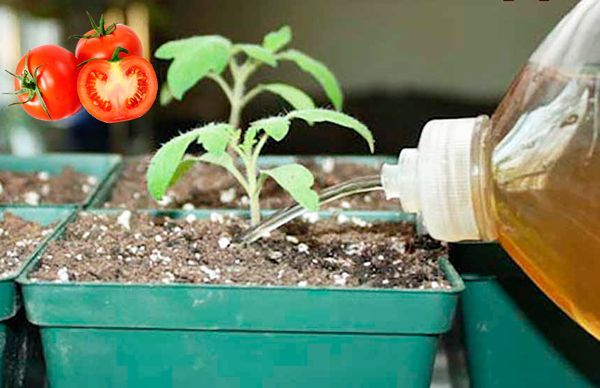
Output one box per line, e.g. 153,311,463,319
381,116,486,242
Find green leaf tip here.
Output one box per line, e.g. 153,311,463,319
287,109,374,153
235,44,277,67
261,83,315,111
279,49,343,110
159,83,174,106
262,164,319,212
263,25,292,52
155,35,232,100
248,116,291,142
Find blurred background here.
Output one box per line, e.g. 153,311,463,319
0,0,579,156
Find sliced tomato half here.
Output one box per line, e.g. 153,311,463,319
77,52,157,123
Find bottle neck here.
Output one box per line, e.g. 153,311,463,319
469,117,499,242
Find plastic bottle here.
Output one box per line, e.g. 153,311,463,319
381,0,600,340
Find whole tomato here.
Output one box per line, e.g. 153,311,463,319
75,14,143,63
77,47,157,123
12,45,81,121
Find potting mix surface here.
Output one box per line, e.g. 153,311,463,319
29,211,449,289
0,167,98,205
104,157,398,211
0,213,53,278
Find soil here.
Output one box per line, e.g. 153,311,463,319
104,156,399,211
0,213,53,278
29,211,449,289
0,167,98,205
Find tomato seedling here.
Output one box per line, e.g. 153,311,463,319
147,109,373,225
156,25,342,128
77,47,158,123
8,45,81,121
148,26,374,225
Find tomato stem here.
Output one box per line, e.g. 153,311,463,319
76,11,117,39
109,47,129,62
5,52,51,119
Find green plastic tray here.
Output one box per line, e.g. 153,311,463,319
450,243,600,387
90,154,397,209
0,208,75,320
0,207,74,388
20,210,462,388
0,153,122,208
0,323,7,387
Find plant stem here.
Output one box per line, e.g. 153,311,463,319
251,134,269,166
241,85,263,108
228,60,260,128
221,57,264,224
207,74,233,103
228,94,243,129
229,59,263,225
249,191,261,225
228,60,245,129
245,147,260,225
245,132,270,225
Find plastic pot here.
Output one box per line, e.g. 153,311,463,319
91,154,396,210
450,243,600,387
0,207,75,387
0,153,121,208
19,210,462,388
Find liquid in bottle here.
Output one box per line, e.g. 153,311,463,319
381,0,600,339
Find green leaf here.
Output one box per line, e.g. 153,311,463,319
262,25,292,52
261,83,315,110
248,116,291,142
159,83,174,106
147,129,202,200
235,44,277,67
168,157,196,188
197,152,237,175
288,109,374,153
155,36,231,100
196,123,234,155
242,125,259,153
279,49,343,110
262,164,319,211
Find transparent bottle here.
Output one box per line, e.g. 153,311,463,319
382,0,600,339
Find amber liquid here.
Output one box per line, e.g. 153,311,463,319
489,64,600,339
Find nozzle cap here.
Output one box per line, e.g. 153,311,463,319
381,149,419,212
417,117,485,242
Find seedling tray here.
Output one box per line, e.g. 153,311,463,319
0,153,121,208
0,208,75,319
450,243,600,387
0,207,75,387
19,210,462,388
91,154,396,209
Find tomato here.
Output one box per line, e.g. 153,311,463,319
11,45,81,121
77,49,157,123
75,15,142,64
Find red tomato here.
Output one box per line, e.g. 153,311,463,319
75,22,143,64
12,45,81,121
77,53,157,123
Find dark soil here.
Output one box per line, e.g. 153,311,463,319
29,211,449,289
0,213,53,278
0,167,97,205
104,156,399,211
